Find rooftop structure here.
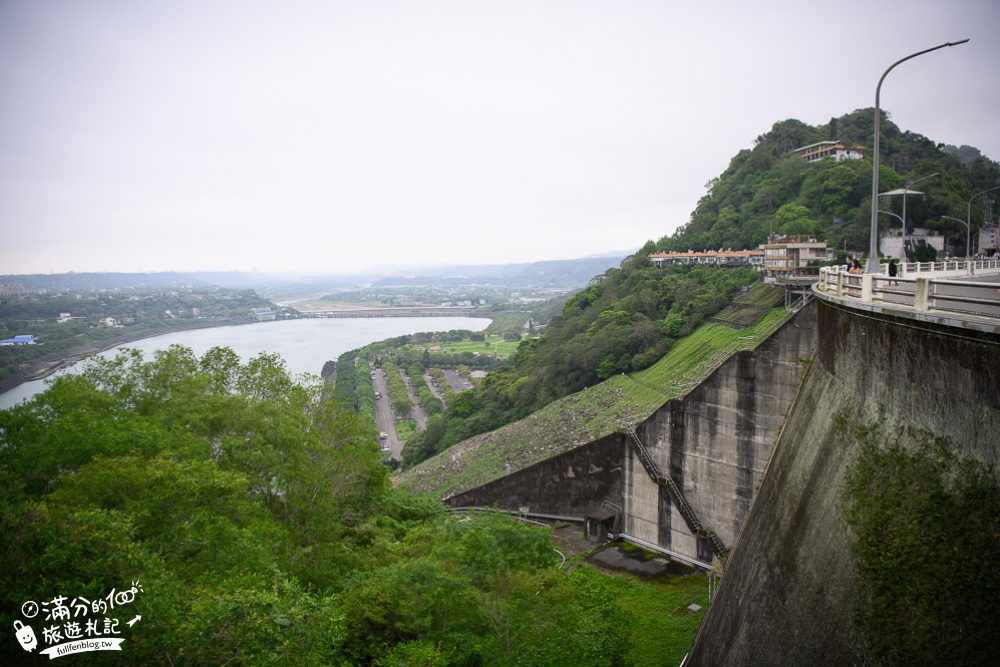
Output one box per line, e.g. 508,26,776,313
649,250,764,268
0,335,38,345
790,140,864,163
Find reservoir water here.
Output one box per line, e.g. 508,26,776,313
0,316,489,410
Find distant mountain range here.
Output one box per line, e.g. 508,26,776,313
365,254,632,288
1,252,632,293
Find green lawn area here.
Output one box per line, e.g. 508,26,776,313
407,336,525,359
396,420,418,440
607,568,709,665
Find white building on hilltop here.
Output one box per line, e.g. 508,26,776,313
790,140,864,163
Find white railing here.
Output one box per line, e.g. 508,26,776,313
817,260,1000,321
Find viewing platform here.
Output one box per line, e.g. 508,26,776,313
815,258,1000,334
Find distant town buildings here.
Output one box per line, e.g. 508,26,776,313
648,250,764,268
0,335,38,345
790,140,864,163
649,235,832,278
980,223,999,255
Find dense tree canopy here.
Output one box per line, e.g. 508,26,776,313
659,109,1000,256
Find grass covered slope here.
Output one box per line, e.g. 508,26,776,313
397,298,795,499
708,281,786,328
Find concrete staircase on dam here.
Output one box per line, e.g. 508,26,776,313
616,420,727,558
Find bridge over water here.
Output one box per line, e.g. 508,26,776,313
299,305,478,318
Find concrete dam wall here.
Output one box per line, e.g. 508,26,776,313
623,304,817,563
446,430,625,520
683,292,1000,666
448,302,818,566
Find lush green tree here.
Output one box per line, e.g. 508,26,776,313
658,109,996,256
774,202,819,236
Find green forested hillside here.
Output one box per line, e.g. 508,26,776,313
658,109,999,254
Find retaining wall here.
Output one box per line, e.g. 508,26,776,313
445,431,624,518
446,303,818,567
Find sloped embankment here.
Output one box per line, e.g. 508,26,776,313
708,281,786,328
396,290,792,500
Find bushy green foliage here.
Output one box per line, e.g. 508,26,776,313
337,514,632,667
841,422,1000,665
659,109,1000,256
381,359,413,417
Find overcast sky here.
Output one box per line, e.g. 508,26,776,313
2,0,998,276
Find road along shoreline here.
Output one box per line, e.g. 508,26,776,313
0,317,254,396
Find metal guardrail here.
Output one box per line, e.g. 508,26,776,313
817,261,1000,321
447,506,585,526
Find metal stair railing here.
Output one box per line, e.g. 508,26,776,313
617,420,728,557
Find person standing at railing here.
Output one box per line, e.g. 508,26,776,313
849,259,863,275
888,258,898,285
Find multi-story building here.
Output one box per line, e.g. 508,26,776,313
790,140,864,163
648,250,764,268
759,235,830,276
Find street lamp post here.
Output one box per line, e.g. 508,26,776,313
900,173,938,259
867,39,969,274
966,186,1000,259
877,178,937,260
879,209,904,226
942,215,968,257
